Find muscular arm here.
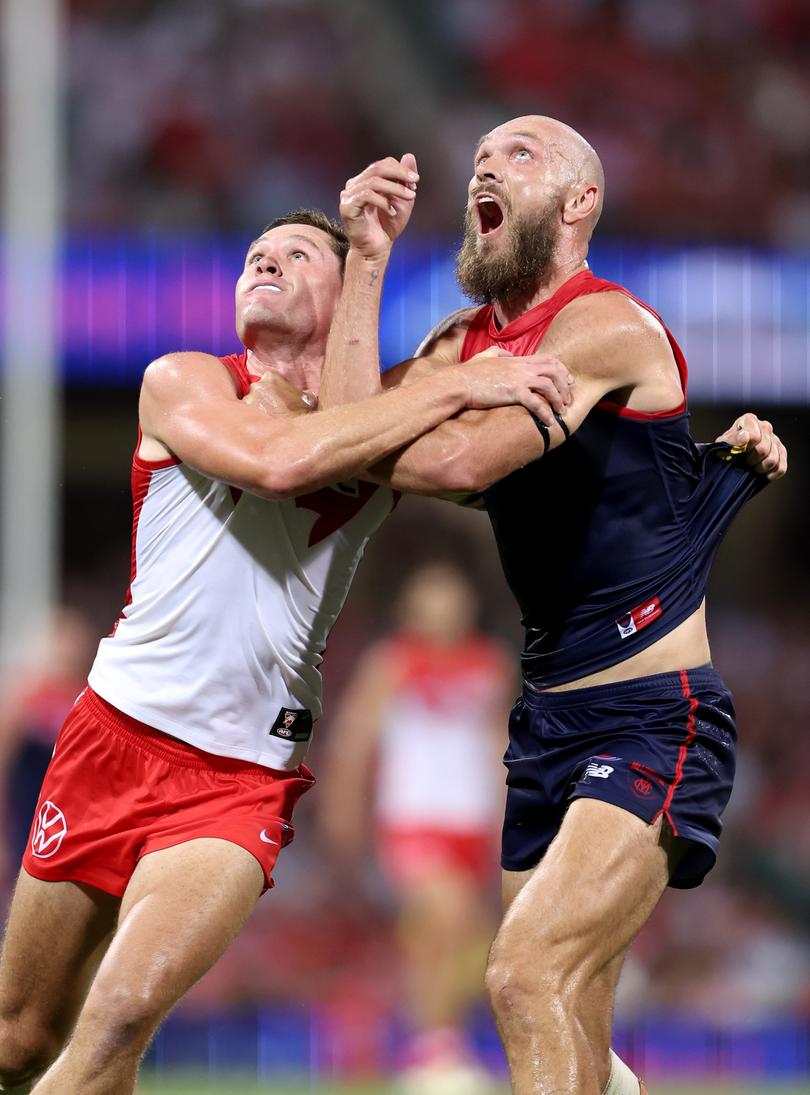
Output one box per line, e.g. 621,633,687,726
138,339,563,500
138,351,475,500
317,249,387,406
318,155,419,407
366,293,682,495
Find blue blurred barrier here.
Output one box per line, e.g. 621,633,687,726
1,235,809,401
144,1005,810,1082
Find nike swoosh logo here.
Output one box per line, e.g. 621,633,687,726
259,830,279,845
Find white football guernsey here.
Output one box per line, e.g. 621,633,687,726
89,351,396,770
374,636,508,831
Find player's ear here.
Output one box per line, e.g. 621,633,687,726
562,183,599,225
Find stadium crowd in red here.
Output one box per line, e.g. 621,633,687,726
67,0,810,243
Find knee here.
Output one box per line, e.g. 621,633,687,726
485,920,586,1024
0,1015,60,1089
80,984,164,1062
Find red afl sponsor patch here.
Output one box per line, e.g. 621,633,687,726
616,596,662,639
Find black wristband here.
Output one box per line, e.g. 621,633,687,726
553,410,570,440
531,416,550,455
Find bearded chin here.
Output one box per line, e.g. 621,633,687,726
455,207,558,308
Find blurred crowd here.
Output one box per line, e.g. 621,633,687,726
67,0,810,242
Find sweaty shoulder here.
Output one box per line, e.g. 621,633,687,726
142,351,242,401
139,352,243,461
544,290,680,402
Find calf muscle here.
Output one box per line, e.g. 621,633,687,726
488,800,681,1093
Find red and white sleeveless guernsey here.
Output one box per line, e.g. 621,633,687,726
89,352,397,771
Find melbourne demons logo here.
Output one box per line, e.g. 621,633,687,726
30,800,68,859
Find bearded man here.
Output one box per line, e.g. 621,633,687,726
325,116,788,1095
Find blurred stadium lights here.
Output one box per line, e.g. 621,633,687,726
0,0,63,668
50,235,810,403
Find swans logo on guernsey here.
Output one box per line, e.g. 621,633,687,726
30,800,68,859
269,707,313,743
616,596,662,639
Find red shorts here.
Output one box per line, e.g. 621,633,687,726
22,688,315,896
377,826,497,890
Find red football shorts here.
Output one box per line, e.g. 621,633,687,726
22,687,315,896
377,826,497,890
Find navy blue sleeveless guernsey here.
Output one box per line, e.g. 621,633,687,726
460,271,766,688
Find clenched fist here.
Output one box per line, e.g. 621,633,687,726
244,371,316,417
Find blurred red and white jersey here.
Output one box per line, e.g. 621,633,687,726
374,635,510,831
89,352,396,771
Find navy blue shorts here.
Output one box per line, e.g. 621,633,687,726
502,666,736,889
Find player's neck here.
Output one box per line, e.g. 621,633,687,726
245,342,324,395
493,255,589,328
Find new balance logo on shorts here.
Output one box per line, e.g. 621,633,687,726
30,800,68,859
583,762,614,780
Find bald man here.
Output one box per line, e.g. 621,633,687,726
321,116,787,1094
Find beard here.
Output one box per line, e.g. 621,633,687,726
455,201,559,307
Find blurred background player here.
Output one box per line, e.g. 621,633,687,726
0,608,95,886
323,562,513,1094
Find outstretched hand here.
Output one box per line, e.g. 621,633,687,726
716,412,787,481
339,154,419,260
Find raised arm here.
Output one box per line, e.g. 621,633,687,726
318,155,419,407
137,347,569,501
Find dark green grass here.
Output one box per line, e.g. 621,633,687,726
138,1076,810,1095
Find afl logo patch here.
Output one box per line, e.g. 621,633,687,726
269,707,313,743
30,800,68,859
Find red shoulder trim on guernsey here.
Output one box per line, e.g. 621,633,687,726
132,427,180,471
459,270,689,420
651,668,699,837
584,276,688,420
133,349,254,472
220,348,256,398
109,452,158,636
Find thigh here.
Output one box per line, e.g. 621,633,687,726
79,838,264,1024
0,868,119,1036
497,798,684,972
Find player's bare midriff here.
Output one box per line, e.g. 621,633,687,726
542,601,710,692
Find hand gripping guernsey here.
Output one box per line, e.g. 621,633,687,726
461,271,767,888
24,352,397,894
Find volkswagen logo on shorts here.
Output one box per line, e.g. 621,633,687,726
31,800,68,859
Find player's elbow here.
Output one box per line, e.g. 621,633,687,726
253,448,318,500
436,446,497,494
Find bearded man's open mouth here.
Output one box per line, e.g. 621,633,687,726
475,193,506,237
